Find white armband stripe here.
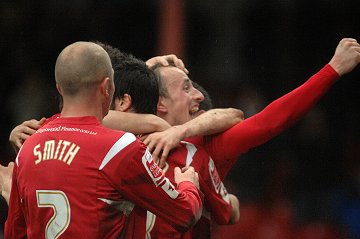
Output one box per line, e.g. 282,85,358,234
15,145,24,166
181,141,197,166
99,133,136,170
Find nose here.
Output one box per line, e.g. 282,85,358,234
192,87,204,102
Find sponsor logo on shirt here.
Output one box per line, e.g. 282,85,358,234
209,158,230,203
142,149,179,199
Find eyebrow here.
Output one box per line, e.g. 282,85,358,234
183,78,191,85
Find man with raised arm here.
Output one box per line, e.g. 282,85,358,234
144,38,360,179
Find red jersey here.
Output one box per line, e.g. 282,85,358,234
5,116,202,239
188,64,340,179
145,141,232,239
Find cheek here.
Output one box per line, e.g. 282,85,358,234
171,99,189,115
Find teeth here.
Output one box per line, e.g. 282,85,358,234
190,107,199,114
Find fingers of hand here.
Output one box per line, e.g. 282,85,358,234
139,134,148,142
153,156,159,165
184,166,195,174
39,117,47,124
146,141,155,152
181,166,190,172
164,54,189,74
174,166,181,175
151,147,162,162
160,58,169,66
15,141,23,150
143,137,150,146
159,153,168,169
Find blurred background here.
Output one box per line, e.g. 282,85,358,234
1,0,360,238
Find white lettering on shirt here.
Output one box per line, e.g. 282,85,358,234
34,140,80,165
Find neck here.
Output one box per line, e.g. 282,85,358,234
61,98,105,122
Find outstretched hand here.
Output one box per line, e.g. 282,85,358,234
329,38,360,76
9,118,46,153
142,126,185,168
146,54,189,74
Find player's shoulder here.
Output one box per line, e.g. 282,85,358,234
101,127,137,141
101,129,146,149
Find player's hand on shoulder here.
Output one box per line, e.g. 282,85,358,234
142,126,184,168
9,117,46,153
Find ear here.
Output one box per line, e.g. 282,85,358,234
114,94,132,112
56,83,63,95
157,95,168,114
100,77,111,97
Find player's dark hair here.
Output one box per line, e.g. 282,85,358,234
96,42,159,114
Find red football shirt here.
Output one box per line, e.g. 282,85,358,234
5,116,202,239
145,141,232,239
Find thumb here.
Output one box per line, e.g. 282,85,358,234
174,167,181,175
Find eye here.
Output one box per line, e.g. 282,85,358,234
183,84,190,92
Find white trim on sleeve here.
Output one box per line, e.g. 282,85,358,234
99,132,136,170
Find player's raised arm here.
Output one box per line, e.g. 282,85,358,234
197,38,360,179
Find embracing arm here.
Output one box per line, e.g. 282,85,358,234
103,110,171,134
177,108,244,139
143,108,244,167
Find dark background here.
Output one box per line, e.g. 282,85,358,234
1,0,360,238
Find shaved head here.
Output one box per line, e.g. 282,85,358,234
55,41,113,96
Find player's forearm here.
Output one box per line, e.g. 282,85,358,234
227,64,339,151
103,110,171,134
177,108,244,139
254,64,339,136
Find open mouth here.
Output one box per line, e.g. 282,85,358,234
190,106,199,115
190,105,206,118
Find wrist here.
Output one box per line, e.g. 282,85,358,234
173,125,187,140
